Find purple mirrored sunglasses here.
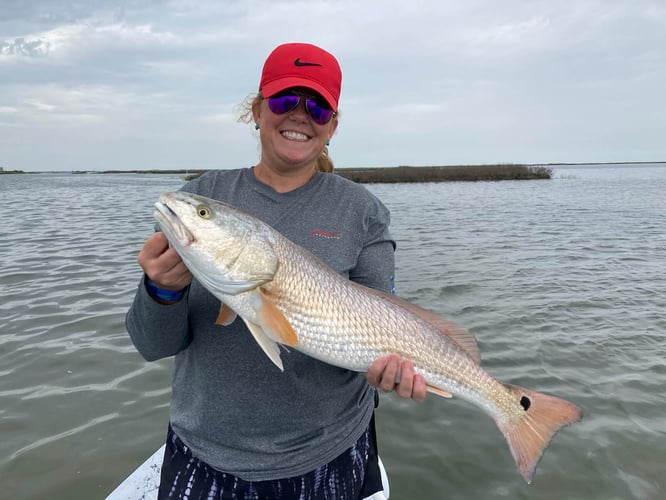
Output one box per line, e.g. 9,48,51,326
267,90,336,125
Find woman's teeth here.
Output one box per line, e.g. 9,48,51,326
281,131,309,141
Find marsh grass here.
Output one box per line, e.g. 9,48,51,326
335,164,552,183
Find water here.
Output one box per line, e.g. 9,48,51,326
1,165,664,499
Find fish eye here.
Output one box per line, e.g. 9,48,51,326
196,205,211,219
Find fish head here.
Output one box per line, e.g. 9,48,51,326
154,191,278,295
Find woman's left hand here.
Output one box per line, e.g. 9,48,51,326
366,354,427,402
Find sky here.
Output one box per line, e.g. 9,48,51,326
1,0,665,172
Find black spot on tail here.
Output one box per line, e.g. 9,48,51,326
520,396,531,411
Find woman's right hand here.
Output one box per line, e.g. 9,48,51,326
366,354,427,402
137,232,193,290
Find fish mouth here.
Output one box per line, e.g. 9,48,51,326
153,201,194,246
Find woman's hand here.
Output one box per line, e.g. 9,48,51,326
137,232,192,291
366,354,427,402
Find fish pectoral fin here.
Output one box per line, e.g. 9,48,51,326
242,320,284,372
215,303,237,326
426,384,453,398
253,288,299,347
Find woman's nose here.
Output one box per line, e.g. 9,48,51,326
288,98,309,119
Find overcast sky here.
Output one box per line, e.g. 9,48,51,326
1,0,665,172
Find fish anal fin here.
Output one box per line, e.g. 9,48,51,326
255,288,299,346
426,384,453,398
242,320,284,372
215,303,237,326
497,384,584,483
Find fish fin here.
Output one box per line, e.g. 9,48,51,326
428,317,481,365
208,278,269,295
426,385,453,398
215,303,237,326
497,384,583,484
242,320,284,372
361,286,481,364
253,288,299,347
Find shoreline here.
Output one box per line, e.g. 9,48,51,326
2,161,665,183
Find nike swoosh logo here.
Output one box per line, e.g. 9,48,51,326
294,58,322,67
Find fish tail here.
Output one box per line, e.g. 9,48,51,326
497,384,583,484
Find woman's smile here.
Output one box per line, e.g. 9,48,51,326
281,130,311,141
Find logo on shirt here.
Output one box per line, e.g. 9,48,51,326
309,229,340,239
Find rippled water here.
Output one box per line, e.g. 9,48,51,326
1,165,664,499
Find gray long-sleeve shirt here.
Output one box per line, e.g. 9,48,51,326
126,168,395,481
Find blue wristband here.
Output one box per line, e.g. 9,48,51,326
145,278,187,302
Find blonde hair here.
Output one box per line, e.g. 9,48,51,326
238,93,336,173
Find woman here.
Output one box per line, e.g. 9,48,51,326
126,42,426,500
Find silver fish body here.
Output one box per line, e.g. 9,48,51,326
153,191,583,483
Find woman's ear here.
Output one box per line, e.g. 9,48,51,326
328,116,339,139
252,101,262,128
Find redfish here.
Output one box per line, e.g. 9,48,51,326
153,191,583,483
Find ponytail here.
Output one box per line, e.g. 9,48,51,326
315,145,334,173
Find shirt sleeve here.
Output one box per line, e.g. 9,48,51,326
125,277,192,361
349,199,396,293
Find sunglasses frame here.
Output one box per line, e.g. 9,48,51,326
266,90,336,125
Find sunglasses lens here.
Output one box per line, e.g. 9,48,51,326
305,99,334,125
267,94,300,115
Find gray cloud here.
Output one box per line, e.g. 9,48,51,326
0,36,53,57
1,0,665,171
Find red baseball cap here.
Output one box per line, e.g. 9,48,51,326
259,42,342,111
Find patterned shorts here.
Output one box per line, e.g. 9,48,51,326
158,418,383,500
